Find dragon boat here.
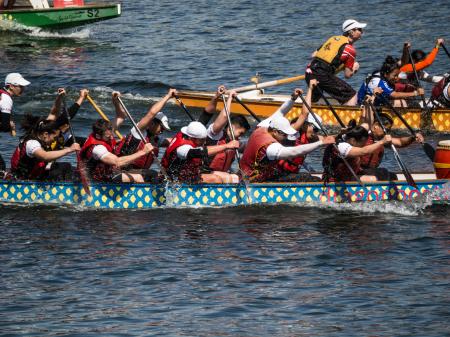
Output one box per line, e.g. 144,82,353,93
0,173,448,209
0,0,120,30
177,90,450,132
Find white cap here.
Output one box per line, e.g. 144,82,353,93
306,113,322,130
269,117,297,135
181,121,207,139
154,111,170,130
342,19,367,33
5,73,30,87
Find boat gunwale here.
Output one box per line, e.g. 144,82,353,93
0,3,119,14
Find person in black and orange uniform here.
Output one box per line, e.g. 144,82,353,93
0,73,30,172
80,119,154,183
11,115,80,181
241,116,335,183
322,126,392,183
306,19,366,106
111,89,175,182
204,90,250,180
358,97,424,180
161,121,240,184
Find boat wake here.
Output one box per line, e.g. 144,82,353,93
0,20,91,39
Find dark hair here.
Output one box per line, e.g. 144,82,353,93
230,115,250,131
343,126,368,141
411,49,426,63
374,112,394,127
20,114,58,138
93,119,112,136
380,55,400,77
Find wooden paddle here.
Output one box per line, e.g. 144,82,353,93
230,74,305,93
221,94,252,203
174,95,196,121
233,96,261,123
86,94,123,140
377,94,435,161
297,92,364,186
61,95,91,196
314,86,346,128
115,96,170,181
367,100,417,188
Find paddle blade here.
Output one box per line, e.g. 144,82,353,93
76,152,91,196
422,142,436,162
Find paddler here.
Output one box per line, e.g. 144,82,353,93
10,115,80,181
0,73,30,173
322,125,392,182
161,121,240,183
111,89,175,182
358,95,424,180
203,89,250,178
240,114,335,183
80,119,154,183
305,19,366,106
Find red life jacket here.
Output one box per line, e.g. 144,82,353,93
208,134,235,172
277,132,309,174
115,132,159,169
0,89,11,97
322,143,362,182
360,133,384,169
161,132,204,183
240,127,278,182
10,138,48,180
80,134,117,182
431,75,450,106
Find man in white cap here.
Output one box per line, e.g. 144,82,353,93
161,121,240,184
0,73,30,171
111,88,176,181
305,19,366,106
240,112,335,182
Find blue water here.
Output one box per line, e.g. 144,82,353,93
1,0,450,335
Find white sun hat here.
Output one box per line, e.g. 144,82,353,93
306,113,322,130
269,116,297,135
342,19,367,33
154,111,171,130
5,73,30,87
181,121,207,139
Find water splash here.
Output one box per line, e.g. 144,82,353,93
0,20,91,39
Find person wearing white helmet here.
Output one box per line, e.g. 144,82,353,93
161,121,240,184
111,88,176,182
240,112,335,182
0,73,30,172
305,19,366,106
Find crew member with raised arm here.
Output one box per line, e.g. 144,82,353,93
80,119,154,183
161,121,240,184
112,89,175,182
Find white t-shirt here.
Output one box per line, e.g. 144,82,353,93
0,92,13,114
91,145,111,161
25,139,42,158
206,123,224,141
176,144,196,160
337,142,353,158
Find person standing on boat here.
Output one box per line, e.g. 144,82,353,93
10,115,80,181
0,73,30,172
240,115,335,183
161,121,240,184
322,126,392,182
202,89,251,178
111,89,175,182
80,119,154,183
305,19,366,106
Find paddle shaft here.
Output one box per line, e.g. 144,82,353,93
233,96,261,122
230,75,305,93
367,101,417,188
298,93,363,185
406,46,430,111
116,97,170,180
315,86,346,128
441,43,450,59
86,95,123,140
174,95,195,121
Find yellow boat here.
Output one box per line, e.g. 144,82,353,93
177,89,450,132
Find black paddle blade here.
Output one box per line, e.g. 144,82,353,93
422,142,436,162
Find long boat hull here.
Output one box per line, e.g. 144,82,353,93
0,176,447,209
0,4,121,30
177,90,450,132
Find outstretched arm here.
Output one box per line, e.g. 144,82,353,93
137,88,177,130
211,90,236,134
